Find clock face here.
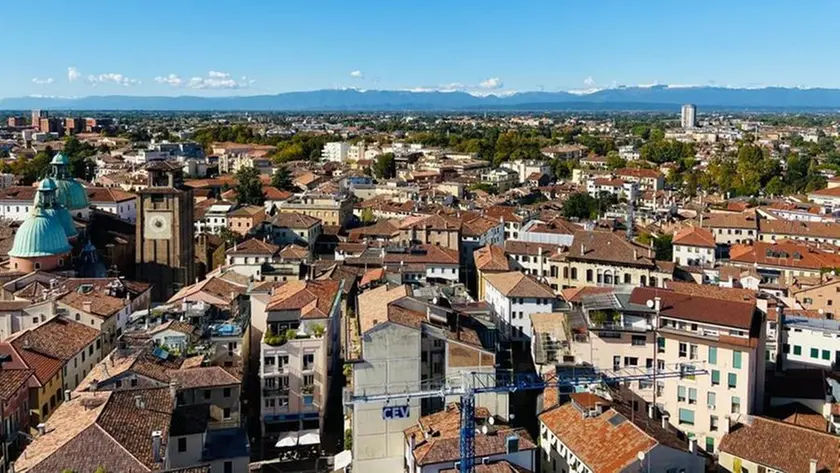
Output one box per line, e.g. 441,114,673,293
145,212,172,239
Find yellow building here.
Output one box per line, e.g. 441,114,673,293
473,245,511,301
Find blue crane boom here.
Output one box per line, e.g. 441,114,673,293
347,363,706,473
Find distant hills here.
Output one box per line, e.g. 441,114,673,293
6,85,840,111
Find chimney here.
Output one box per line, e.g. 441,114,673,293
699,214,704,228
82,301,92,313
661,414,669,430
152,430,163,463
633,249,638,260
580,244,586,255
688,438,697,455
135,395,143,408
36,423,46,436
169,380,178,405
426,306,432,323
409,433,416,453
654,297,661,313
810,459,818,473
63,390,71,402
647,403,655,419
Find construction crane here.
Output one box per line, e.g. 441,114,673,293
346,363,706,473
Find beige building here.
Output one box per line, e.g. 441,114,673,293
397,214,461,251
703,212,758,245
727,239,840,283
630,286,766,454
792,278,840,316
549,231,674,290
227,204,266,237
276,193,353,228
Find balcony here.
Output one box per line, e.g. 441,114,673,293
264,324,325,347
263,386,290,397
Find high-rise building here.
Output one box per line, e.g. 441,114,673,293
681,104,697,129
39,117,63,135
136,161,195,301
65,117,84,135
6,116,25,127
31,109,47,130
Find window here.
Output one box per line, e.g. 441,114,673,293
116,380,122,388
223,388,231,398
223,408,231,419
624,273,631,284
728,373,737,388
264,356,275,366
708,347,717,365
811,348,819,359
793,345,802,356
571,268,577,280
732,351,742,369
705,436,715,452
304,395,314,406
707,392,716,409
204,390,211,400
679,342,687,358
631,335,646,346
657,337,665,353
823,350,831,361
586,269,593,282
689,344,698,360
678,408,695,426
688,388,697,405
731,396,741,414
711,369,720,385
304,374,315,386
224,461,233,473
131,378,138,387
178,437,187,452
677,386,686,402
710,415,719,432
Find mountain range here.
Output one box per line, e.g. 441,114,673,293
5,85,840,111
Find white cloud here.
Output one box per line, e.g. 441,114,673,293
478,77,503,89
350,70,363,78
67,67,81,82
31,77,54,85
155,74,184,86
583,76,596,87
185,71,252,89
87,73,141,87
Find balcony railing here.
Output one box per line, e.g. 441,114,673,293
589,321,648,333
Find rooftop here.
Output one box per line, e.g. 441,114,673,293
483,271,555,298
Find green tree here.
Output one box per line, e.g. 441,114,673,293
765,176,785,197
217,226,240,246
360,207,375,225
653,235,673,261
270,166,294,191
562,192,598,220
469,183,498,194
234,166,265,205
605,151,626,170
373,153,396,179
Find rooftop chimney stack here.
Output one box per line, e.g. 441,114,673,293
661,414,669,430
810,459,818,473
63,390,71,402
688,438,697,455
152,430,163,463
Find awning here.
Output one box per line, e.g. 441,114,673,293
298,429,320,446
275,432,299,448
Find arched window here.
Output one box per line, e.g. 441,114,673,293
34,262,41,270
640,275,647,286
571,268,577,280
604,273,613,285
650,277,658,288
562,267,568,279
586,269,593,282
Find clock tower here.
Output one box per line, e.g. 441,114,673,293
136,161,195,302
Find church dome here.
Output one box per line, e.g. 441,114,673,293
49,152,90,211
33,179,78,239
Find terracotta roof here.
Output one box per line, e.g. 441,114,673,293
16,318,99,361
279,243,310,260
226,238,280,256
673,225,715,247
527,218,582,236
0,186,37,201
539,402,656,473
718,416,840,473
462,216,500,237
398,213,461,231
169,366,240,389
86,187,136,203
474,245,510,272
729,240,840,271
808,186,840,198
58,289,129,319
405,403,535,466
168,276,247,308
266,279,340,318
702,211,758,229
358,284,411,334
566,231,655,266
360,267,385,286
263,186,293,201
760,219,840,240
439,461,530,473
560,286,613,304
483,271,555,298
383,245,459,265
629,287,755,330
15,388,174,473
227,204,264,217
666,281,756,302
483,206,527,223
0,368,32,401
616,168,660,179
504,240,564,257
271,211,321,229
763,402,828,432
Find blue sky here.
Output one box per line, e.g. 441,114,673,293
4,0,839,97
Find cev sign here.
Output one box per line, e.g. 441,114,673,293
382,405,410,420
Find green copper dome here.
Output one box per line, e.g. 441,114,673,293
49,153,89,211
32,178,77,238
10,178,74,258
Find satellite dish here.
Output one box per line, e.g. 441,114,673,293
646,300,655,309
637,451,646,462
481,425,488,435
488,417,495,425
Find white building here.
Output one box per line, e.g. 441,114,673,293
672,226,716,267
87,187,137,223
780,314,840,369
321,142,350,162
483,271,556,342
196,202,235,235
586,178,638,202
480,168,520,192
681,104,697,129
500,160,552,184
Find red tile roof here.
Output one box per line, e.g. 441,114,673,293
483,271,555,298
673,225,715,247
629,287,755,330
266,279,341,318
474,245,510,272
